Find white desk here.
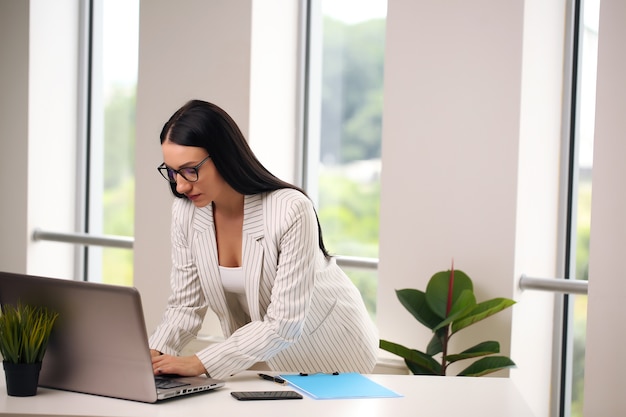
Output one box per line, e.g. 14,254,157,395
0,371,535,417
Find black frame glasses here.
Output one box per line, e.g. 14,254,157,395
157,155,211,183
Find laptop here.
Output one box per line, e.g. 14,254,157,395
0,271,225,403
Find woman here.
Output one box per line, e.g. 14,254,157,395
149,99,378,379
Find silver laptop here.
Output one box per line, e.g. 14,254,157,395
0,271,225,403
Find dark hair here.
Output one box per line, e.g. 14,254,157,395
160,99,330,258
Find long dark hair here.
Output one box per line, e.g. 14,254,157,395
160,99,330,258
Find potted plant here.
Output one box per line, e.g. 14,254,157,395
0,302,59,396
380,263,516,376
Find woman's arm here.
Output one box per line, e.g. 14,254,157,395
149,199,208,355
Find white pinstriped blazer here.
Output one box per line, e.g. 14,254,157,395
149,189,379,379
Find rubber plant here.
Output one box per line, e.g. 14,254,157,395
379,262,517,376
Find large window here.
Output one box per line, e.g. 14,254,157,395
306,0,387,318
566,0,599,415
85,0,138,285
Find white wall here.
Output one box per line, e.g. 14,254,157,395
512,0,567,414
27,0,80,278
377,1,563,415
583,0,626,414
248,1,301,183
0,0,30,273
0,0,78,279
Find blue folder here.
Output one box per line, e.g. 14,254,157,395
279,373,403,400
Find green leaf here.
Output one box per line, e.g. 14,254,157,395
396,289,442,330
446,341,500,363
457,356,516,377
426,331,443,356
448,288,477,318
0,303,58,364
379,339,442,375
426,270,473,319
451,298,516,334
405,358,438,375
433,289,476,332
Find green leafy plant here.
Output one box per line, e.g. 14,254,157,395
380,265,516,376
0,303,59,364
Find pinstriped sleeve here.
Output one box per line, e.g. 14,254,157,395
195,192,318,379
148,198,208,355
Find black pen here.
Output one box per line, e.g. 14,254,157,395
258,373,286,384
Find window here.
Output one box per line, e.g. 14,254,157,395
85,0,139,285
564,0,598,415
305,0,387,318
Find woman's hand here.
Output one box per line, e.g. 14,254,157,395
151,353,207,377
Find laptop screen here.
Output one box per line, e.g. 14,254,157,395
0,272,159,402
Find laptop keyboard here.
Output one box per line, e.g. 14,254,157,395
155,376,191,390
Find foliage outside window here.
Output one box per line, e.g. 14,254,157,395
316,1,387,319
89,0,138,286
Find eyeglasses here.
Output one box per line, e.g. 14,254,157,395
157,155,211,183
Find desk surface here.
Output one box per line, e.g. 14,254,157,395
0,371,535,417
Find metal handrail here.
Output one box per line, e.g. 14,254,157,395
30,229,378,268
31,229,590,295
334,255,379,270
519,274,588,295
32,228,133,249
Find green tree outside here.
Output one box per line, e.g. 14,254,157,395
101,86,136,286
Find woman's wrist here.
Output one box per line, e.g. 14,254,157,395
194,354,210,377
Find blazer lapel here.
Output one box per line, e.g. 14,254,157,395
242,194,265,321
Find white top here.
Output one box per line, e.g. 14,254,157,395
219,266,250,317
219,265,244,293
